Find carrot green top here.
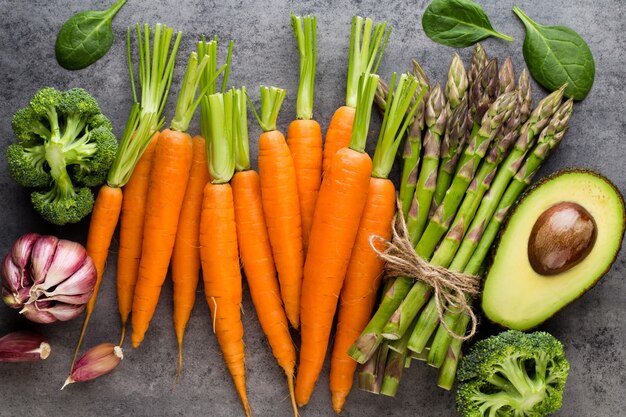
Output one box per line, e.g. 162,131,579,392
372,73,424,179
204,89,236,184
250,86,286,132
170,52,211,132
345,16,390,109
234,87,250,172
291,14,317,120
349,73,379,153
107,23,182,188
197,37,232,143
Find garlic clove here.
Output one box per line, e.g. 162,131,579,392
39,240,88,290
62,344,123,389
0,331,50,362
36,302,85,322
42,292,92,305
10,233,38,270
30,236,58,286
49,259,96,297
19,303,57,324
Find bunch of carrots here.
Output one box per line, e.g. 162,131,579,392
68,13,438,416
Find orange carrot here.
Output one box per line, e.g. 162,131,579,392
232,88,297,416
329,72,422,412
117,134,158,343
200,88,251,417
131,50,212,347
296,74,380,406
288,15,322,254
321,16,389,173
70,24,182,369
254,86,303,329
171,135,210,376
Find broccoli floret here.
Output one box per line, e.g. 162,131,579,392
456,330,570,417
6,87,117,225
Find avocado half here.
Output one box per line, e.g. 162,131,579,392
482,169,625,331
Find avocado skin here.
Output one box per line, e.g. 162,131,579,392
481,168,626,330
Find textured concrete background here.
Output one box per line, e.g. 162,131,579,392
0,0,624,416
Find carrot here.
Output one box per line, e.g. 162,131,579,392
131,51,214,348
171,135,209,374
296,73,380,406
322,16,390,173
200,88,251,417
232,88,297,416
252,86,304,329
70,24,181,369
330,73,422,413
287,15,322,255
171,38,232,380
116,134,158,344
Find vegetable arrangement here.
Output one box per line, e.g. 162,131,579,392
1,2,623,417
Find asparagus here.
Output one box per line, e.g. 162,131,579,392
406,82,447,245
432,100,470,208
399,61,430,216
348,277,413,363
498,57,516,95
468,43,488,86
416,91,518,259
437,313,470,390
435,98,574,390
468,58,500,128
358,341,390,394
381,325,413,398
518,70,533,124
425,86,565,368
444,54,469,111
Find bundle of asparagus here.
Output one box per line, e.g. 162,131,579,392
349,44,574,395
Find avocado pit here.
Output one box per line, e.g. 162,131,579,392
528,202,597,275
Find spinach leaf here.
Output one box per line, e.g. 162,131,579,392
513,6,595,100
55,0,127,70
422,0,513,48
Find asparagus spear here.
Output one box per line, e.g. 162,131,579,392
432,99,471,208
518,70,533,124
498,57,516,95
381,323,415,397
399,61,430,216
437,313,470,390
358,341,390,394
435,99,574,390
444,53,469,111
468,43,488,86
468,59,500,128
406,82,447,244
416,91,518,259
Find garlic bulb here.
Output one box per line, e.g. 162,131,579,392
1,233,96,323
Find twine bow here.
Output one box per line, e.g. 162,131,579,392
369,203,481,340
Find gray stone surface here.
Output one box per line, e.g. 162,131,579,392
0,0,624,416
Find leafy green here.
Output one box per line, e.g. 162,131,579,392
422,0,513,48
514,6,595,100
55,0,127,70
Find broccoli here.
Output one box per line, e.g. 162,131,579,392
7,87,117,225
456,330,570,417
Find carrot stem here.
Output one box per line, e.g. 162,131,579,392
291,14,316,120
349,74,380,152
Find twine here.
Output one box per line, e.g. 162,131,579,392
369,202,481,341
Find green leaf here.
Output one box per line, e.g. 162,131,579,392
422,0,513,48
55,0,127,70
513,6,595,100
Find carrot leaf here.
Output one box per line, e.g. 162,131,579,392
349,73,379,153
170,52,211,132
346,16,391,108
198,37,233,139
292,14,317,120
372,73,425,179
204,89,236,184
234,87,250,172
107,23,181,188
248,86,286,132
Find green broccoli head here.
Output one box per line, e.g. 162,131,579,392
6,87,118,225
31,186,94,226
456,330,569,417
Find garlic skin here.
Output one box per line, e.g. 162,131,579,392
1,233,96,323
62,343,123,388
0,331,51,362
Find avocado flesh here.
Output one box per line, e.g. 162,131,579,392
482,170,625,331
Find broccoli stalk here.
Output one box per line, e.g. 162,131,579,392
456,330,570,417
7,87,117,225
